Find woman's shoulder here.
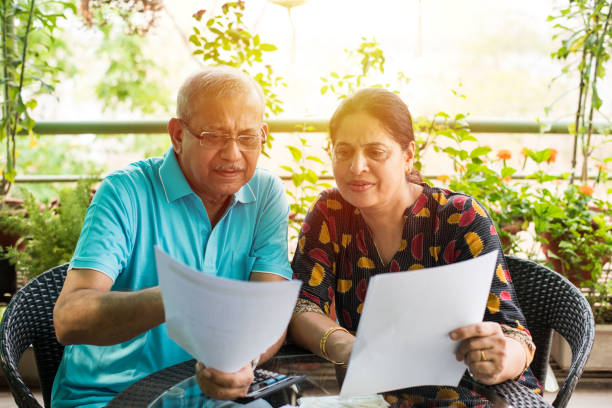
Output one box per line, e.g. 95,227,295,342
306,188,358,228
313,188,354,210
421,184,488,217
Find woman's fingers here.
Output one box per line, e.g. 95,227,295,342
450,321,499,341
451,322,509,384
455,334,506,361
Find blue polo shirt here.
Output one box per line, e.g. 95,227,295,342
51,147,292,407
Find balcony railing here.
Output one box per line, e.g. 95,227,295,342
12,117,608,183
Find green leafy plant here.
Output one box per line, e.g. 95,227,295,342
3,179,95,279
548,0,612,183
1,0,76,196
531,176,612,323
188,1,285,120
320,37,398,100
440,137,536,255
280,125,333,242
95,25,171,115
0,197,25,252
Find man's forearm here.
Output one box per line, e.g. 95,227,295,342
54,287,165,346
257,329,287,365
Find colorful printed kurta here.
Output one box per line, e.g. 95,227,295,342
291,184,543,407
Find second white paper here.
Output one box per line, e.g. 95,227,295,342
155,247,301,372
340,250,499,397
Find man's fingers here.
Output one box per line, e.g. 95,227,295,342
206,365,254,388
195,361,254,400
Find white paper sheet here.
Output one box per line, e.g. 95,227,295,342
340,250,499,397
155,247,301,372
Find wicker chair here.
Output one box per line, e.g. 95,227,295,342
505,256,595,408
0,263,69,408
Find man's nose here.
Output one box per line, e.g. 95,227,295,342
219,137,242,159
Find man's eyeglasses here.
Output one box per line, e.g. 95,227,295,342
179,119,263,152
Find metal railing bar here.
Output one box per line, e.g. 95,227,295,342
14,173,599,183
22,118,610,135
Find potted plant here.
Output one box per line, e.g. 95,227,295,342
3,180,95,281
0,197,26,302
532,184,611,284
441,137,536,256
530,170,612,370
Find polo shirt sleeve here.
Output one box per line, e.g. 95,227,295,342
250,174,293,280
69,174,135,281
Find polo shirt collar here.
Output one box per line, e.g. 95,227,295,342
159,147,256,205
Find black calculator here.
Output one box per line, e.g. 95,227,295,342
243,368,306,399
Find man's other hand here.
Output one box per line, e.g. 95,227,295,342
195,361,254,400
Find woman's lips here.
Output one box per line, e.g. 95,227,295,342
347,180,373,192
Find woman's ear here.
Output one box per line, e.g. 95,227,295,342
404,141,416,173
168,118,183,154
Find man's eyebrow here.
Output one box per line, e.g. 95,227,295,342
201,126,260,133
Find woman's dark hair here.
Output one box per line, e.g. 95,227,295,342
329,88,422,183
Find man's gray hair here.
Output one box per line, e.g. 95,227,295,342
176,66,265,122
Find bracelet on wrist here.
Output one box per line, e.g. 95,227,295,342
320,326,350,365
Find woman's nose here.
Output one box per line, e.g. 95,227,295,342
350,152,368,174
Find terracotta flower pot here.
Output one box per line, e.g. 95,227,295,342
540,231,610,286
498,219,527,249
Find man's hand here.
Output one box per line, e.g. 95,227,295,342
195,361,254,400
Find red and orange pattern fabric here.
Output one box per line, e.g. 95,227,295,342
291,184,543,406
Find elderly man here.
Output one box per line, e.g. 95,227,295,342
52,67,292,407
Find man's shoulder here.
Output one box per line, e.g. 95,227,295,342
97,156,164,202
247,167,284,192
104,157,162,187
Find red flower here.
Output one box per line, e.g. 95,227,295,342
497,149,512,160
579,184,594,196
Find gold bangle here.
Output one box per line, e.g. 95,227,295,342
320,326,350,365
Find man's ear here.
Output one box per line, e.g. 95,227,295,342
168,118,183,154
261,122,269,145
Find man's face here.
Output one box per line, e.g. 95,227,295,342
171,91,266,205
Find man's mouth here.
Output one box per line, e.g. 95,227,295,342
215,166,244,177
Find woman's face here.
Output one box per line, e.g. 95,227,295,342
332,112,414,212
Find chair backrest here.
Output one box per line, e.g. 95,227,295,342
505,256,595,408
0,263,69,408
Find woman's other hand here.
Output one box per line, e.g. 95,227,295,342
195,361,254,400
450,322,525,385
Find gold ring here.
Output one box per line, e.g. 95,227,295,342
480,350,487,362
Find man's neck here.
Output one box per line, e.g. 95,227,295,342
200,195,232,228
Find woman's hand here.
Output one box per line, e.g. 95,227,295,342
450,322,523,385
195,361,254,400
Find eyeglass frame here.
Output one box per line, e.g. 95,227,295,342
178,119,264,152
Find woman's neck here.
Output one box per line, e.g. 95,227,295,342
359,182,423,230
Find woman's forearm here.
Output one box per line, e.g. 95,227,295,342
289,311,354,364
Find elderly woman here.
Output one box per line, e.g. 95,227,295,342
288,88,542,406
